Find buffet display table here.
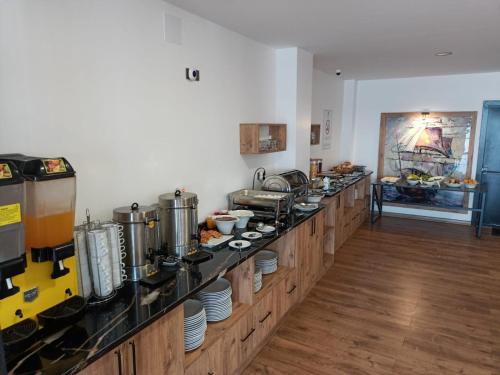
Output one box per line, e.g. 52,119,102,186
370,180,488,238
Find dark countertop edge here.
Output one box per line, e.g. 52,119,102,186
65,172,373,374
69,205,327,374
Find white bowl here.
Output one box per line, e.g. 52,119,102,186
446,182,463,188
214,215,238,234
407,179,419,186
306,194,324,203
465,183,477,189
228,210,254,229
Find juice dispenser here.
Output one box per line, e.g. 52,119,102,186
0,160,26,300
0,155,81,333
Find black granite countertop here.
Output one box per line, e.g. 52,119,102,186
4,172,371,375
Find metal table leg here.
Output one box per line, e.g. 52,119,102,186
477,191,487,238
371,184,384,224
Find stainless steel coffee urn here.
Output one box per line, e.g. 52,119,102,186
158,190,198,257
112,203,159,281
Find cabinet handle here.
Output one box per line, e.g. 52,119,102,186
259,311,272,323
287,284,297,294
241,328,255,342
115,350,122,375
129,341,137,375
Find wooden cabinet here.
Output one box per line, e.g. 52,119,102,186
223,309,256,374
185,339,223,375
297,212,325,299
275,271,298,321
82,343,126,375
79,306,184,375
254,289,276,346
128,305,184,375
334,192,345,251
240,123,287,154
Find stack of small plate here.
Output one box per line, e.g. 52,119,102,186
197,278,233,322
183,299,207,352
254,266,263,293
255,250,278,275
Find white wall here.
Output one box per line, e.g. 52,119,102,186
310,69,344,169
0,0,295,222
352,71,500,220
294,48,313,174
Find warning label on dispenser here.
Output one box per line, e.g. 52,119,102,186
0,203,21,227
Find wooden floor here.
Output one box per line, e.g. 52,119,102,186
243,217,500,375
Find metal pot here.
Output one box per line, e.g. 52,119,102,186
158,190,198,257
112,203,159,281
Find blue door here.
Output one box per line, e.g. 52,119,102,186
476,101,500,229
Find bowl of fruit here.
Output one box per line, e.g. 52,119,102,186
406,174,420,186
464,179,479,189
445,178,463,188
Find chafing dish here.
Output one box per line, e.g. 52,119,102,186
262,169,309,198
227,189,295,224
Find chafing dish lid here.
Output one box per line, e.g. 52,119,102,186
262,175,291,192
158,190,198,208
113,202,157,223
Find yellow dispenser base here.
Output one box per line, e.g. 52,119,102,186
0,254,78,330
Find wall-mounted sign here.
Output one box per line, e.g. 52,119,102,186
322,110,333,150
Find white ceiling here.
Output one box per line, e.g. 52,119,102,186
167,0,500,80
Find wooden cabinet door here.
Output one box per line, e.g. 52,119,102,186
81,344,126,375
254,289,276,346
223,309,256,374
275,270,298,321
312,211,325,281
185,338,223,375
335,192,345,251
128,305,184,375
296,220,312,299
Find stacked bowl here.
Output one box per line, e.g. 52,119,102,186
255,250,278,275
183,299,207,351
197,278,233,322
254,266,263,293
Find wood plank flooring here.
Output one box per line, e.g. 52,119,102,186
243,217,500,375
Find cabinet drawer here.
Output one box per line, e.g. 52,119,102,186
185,339,223,375
254,289,276,346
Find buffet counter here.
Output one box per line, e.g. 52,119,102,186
5,172,372,375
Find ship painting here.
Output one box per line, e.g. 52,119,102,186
379,112,476,210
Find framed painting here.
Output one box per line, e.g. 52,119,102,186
378,111,477,210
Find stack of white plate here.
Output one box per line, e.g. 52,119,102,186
255,250,278,275
183,299,207,352
197,278,233,322
254,266,263,293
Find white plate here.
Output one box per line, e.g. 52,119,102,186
256,225,275,233
241,232,263,240
381,176,400,184
294,203,318,212
201,234,233,248
229,240,251,250
445,182,463,188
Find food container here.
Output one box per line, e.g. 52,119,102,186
306,193,325,203
228,210,254,229
158,190,198,257
113,203,159,281
407,179,419,186
214,215,238,234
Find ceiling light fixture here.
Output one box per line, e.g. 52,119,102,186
434,51,453,57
